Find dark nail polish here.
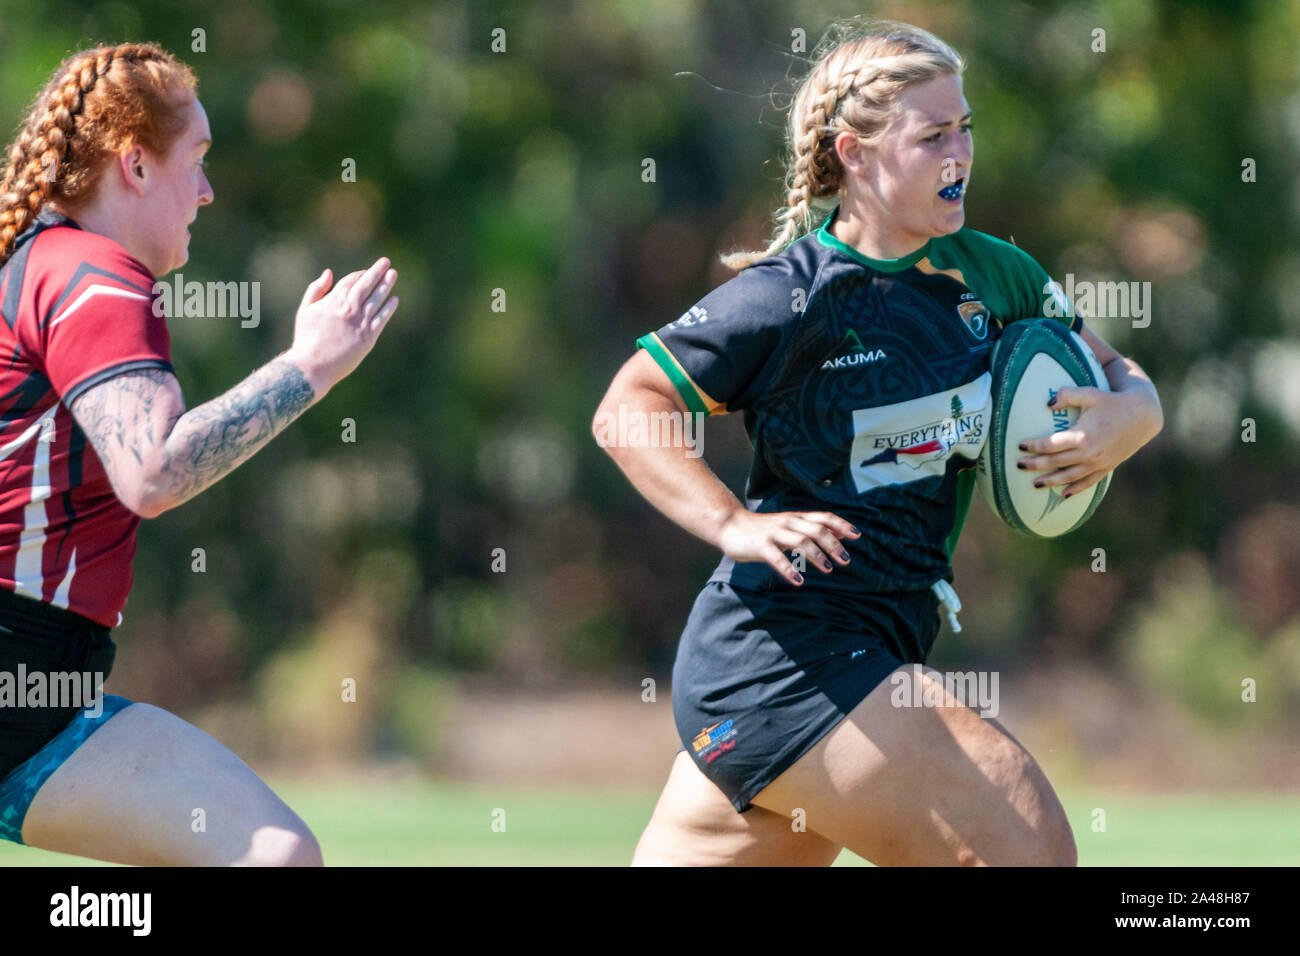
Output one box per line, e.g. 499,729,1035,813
1034,481,1044,488
849,526,860,534
792,573,803,585
839,551,850,562
1018,442,1028,451
1017,462,1027,470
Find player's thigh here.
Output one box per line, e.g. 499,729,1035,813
751,664,1076,866
22,702,321,866
632,749,842,866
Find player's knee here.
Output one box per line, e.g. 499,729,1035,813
241,824,323,867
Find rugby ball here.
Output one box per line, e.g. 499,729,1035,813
975,318,1111,538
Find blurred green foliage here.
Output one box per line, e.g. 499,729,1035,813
0,0,1296,765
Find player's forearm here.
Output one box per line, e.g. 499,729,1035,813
594,390,743,551
1102,355,1163,442
145,355,317,515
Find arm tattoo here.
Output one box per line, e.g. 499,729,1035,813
72,369,178,485
161,358,315,504
72,358,316,512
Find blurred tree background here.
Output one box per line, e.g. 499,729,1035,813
0,0,1296,787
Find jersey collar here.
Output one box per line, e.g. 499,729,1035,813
815,206,932,273
10,208,80,256
35,208,79,229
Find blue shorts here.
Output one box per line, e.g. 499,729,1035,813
672,580,943,813
0,694,133,844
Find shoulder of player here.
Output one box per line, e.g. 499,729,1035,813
690,236,823,326
29,222,156,294
723,234,822,291
931,226,1044,275
13,225,159,341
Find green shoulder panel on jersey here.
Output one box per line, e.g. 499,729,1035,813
928,228,1085,334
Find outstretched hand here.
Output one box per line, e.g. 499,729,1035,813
287,257,399,395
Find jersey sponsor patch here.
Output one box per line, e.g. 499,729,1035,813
820,329,887,370
849,373,991,492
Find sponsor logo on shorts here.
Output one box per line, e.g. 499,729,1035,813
692,718,738,763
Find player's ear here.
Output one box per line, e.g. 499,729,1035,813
113,144,149,198
835,132,875,180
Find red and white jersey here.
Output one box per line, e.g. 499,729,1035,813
0,209,172,627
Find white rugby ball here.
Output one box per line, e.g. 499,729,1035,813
975,318,1111,538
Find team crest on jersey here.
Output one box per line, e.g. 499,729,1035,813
849,375,992,492
957,296,990,340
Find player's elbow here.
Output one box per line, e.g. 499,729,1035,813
122,472,178,519
118,489,168,520
1144,383,1165,441
132,495,174,520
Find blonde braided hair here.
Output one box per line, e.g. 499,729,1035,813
722,18,965,271
0,42,197,265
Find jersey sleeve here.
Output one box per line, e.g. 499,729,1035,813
29,244,173,405
997,241,1085,334
635,261,803,415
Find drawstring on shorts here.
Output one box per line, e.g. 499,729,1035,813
931,579,962,633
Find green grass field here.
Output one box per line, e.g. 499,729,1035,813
1,779,1296,866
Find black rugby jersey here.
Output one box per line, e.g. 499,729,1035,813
636,206,1084,595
